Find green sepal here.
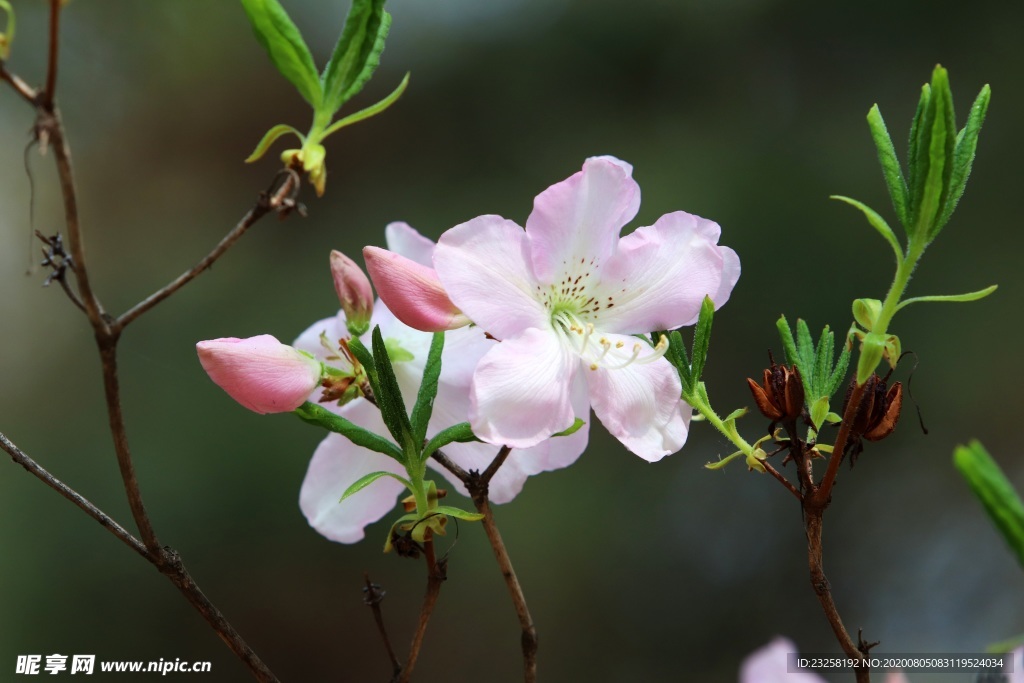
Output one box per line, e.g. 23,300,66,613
433,505,485,522
866,104,910,228
934,84,991,235
382,512,419,553
856,332,886,385
895,285,998,312
954,440,1024,569
294,402,403,462
340,470,412,503
320,0,390,115
689,296,715,383
809,396,830,431
722,407,748,424
321,72,410,138
245,124,304,163
830,196,903,266
370,326,416,454
240,0,322,108
410,332,444,449
552,418,586,438
852,298,883,331
421,422,479,462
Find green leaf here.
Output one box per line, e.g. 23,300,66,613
433,505,485,522
346,337,377,389
866,104,910,228
906,83,930,202
812,326,834,399
830,195,904,266
371,326,415,453
809,396,830,431
320,0,390,115
690,296,715,382
935,83,991,234
895,285,997,312
552,418,586,438
912,66,953,241
723,407,748,423
295,402,404,462
776,315,799,367
421,422,479,462
341,470,412,502
240,0,322,107
825,335,851,398
658,329,692,394
411,332,444,448
986,632,1024,654
954,440,1024,568
321,72,410,138
245,124,304,163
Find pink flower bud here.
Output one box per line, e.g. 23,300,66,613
363,246,470,332
197,335,322,414
330,250,374,335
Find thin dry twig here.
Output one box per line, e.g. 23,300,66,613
399,533,445,683
363,573,402,681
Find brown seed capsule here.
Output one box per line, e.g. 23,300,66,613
747,361,805,422
840,374,903,466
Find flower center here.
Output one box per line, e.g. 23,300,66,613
550,309,668,372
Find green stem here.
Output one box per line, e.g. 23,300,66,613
874,240,926,336
686,389,754,456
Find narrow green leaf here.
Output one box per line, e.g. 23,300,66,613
321,72,410,138
935,84,990,234
660,330,692,394
552,418,586,438
812,326,834,399
895,285,997,312
341,470,412,502
776,315,799,367
295,402,404,461
411,332,444,448
825,335,852,398
346,337,377,390
794,319,815,398
954,440,1024,568
722,407,748,423
906,83,931,209
240,0,322,107
913,67,952,240
371,326,415,452
690,296,715,382
830,195,904,265
867,105,910,228
421,422,479,461
433,505,485,522
985,632,1024,654
321,0,390,115
245,124,304,163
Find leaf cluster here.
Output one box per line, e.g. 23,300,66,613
776,316,850,429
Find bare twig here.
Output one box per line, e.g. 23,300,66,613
363,572,402,680
0,64,37,103
117,170,301,329
43,0,59,105
0,431,281,683
400,533,445,683
761,459,802,501
432,445,538,683
813,381,867,507
1,430,148,560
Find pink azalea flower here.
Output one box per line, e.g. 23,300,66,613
296,223,588,543
431,156,740,461
196,335,323,415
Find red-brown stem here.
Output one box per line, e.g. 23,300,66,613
400,533,444,683
813,381,867,507
0,64,37,103
471,491,538,683
762,459,802,501
43,0,59,105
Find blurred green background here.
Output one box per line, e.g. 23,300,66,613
2,1,1022,681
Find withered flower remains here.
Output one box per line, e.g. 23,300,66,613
747,359,805,423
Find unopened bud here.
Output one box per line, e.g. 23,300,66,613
330,251,374,336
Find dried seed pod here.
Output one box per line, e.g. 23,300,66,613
747,361,804,422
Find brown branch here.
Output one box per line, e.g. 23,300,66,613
43,0,59,106
117,170,301,329
363,573,402,681
399,533,445,683
0,431,281,682
0,64,38,103
812,380,867,507
761,459,802,501
470,489,538,683
1,430,148,560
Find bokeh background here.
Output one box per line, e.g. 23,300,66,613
2,1,1022,681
